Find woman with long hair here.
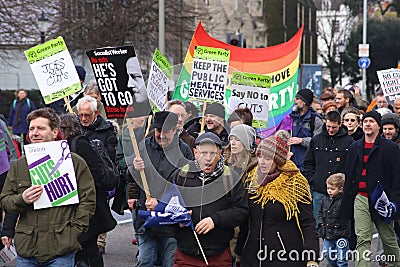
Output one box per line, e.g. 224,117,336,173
240,131,319,267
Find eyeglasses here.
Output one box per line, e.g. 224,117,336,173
344,118,356,122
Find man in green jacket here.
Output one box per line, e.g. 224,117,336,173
0,108,96,266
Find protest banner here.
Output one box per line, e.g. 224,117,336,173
377,68,400,105
86,45,147,118
229,72,271,128
147,48,172,111
173,22,303,137
24,140,79,210
25,36,81,105
189,46,230,103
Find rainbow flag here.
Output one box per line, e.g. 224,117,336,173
173,22,303,137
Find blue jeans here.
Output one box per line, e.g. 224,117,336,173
311,190,325,227
322,238,349,267
16,252,75,267
136,231,176,267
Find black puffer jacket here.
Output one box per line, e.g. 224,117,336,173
82,115,117,162
303,125,354,194
318,192,351,240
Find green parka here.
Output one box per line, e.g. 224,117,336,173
0,153,96,263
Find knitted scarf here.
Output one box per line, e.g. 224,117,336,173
245,160,312,221
194,155,225,183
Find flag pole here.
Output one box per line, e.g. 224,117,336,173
127,119,151,200
193,231,208,266
64,97,74,114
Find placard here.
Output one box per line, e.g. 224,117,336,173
377,68,400,104
25,36,81,104
86,45,148,118
24,140,78,210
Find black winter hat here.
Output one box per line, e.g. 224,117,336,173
153,111,178,130
205,102,225,119
295,89,314,106
382,113,400,128
363,110,382,128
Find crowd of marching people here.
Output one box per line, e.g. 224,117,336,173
2,74,400,267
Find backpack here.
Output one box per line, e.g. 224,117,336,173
13,99,31,111
70,137,119,191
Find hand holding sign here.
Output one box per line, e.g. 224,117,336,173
22,185,43,204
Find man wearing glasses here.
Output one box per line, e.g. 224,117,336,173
77,95,118,254
304,110,354,223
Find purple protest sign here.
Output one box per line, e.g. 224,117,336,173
0,129,10,175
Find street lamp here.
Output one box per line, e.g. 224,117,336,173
338,41,346,86
38,12,50,44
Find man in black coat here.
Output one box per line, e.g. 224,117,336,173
169,132,248,266
304,110,354,223
77,95,118,254
132,111,194,267
341,111,400,266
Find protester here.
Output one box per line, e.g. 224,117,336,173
73,80,107,119
289,88,324,171
335,89,352,113
375,93,389,109
341,110,400,266
303,110,354,223
0,108,96,266
322,101,338,118
7,89,36,152
77,95,118,254
164,100,196,150
115,101,151,248
341,106,363,141
183,101,199,123
240,132,319,267
382,113,400,146
320,91,335,107
170,132,248,266
132,111,194,267
393,97,400,116
187,102,229,146
227,107,254,129
59,114,117,267
311,99,323,115
318,173,350,267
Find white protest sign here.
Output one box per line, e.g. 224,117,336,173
147,49,172,111
24,140,79,210
189,46,230,103
229,72,271,128
25,37,81,104
377,68,400,104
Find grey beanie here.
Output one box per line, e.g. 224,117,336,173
229,124,256,151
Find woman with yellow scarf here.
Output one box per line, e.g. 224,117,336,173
240,131,319,267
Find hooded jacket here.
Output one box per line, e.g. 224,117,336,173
303,125,354,194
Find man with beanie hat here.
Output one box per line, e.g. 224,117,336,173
169,132,248,266
342,110,400,266
382,113,400,146
289,89,324,171
131,110,194,267
205,102,229,146
304,110,354,223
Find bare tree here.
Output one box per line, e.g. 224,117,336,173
0,0,201,65
317,6,356,87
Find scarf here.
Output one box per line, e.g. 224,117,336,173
194,155,225,183
15,98,27,125
245,160,312,221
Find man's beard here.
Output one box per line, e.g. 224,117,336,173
293,104,304,112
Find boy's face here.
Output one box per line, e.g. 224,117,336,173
327,183,343,198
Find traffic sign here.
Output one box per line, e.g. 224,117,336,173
358,57,371,69
358,44,369,57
